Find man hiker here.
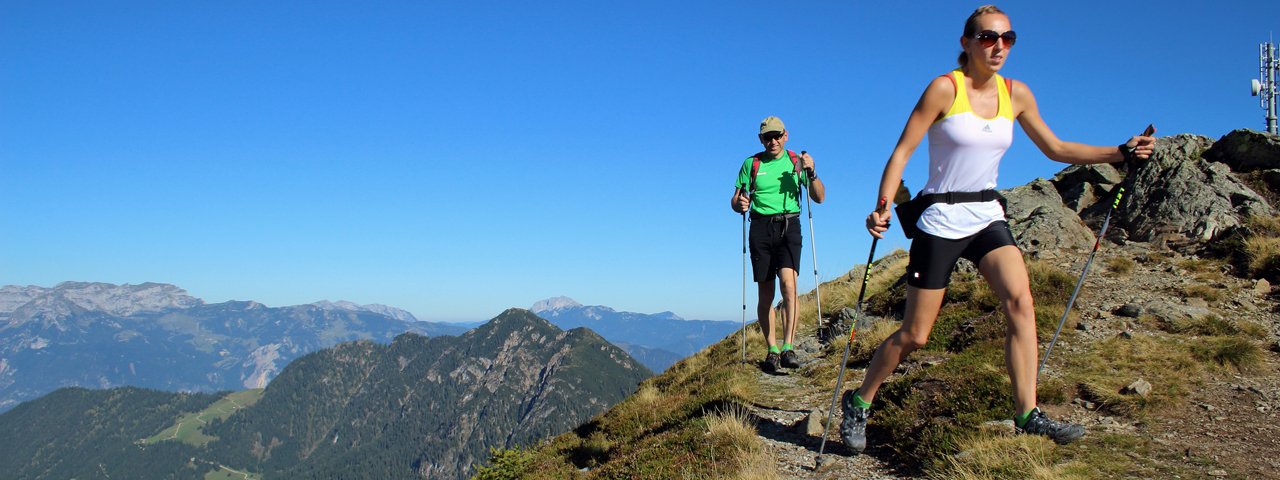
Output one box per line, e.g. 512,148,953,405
730,116,825,373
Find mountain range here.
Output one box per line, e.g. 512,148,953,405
530,296,738,372
0,282,467,412
0,308,650,480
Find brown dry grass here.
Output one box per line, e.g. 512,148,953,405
931,434,1085,480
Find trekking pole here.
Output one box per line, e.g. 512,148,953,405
815,196,888,463
800,151,824,336
1038,124,1156,378
742,188,747,363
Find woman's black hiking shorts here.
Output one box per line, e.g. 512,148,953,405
749,213,802,283
906,220,1018,290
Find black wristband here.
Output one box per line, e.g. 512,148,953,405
1118,143,1137,163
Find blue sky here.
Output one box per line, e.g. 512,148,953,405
2,1,1276,322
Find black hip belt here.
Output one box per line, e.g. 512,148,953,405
750,212,800,222
895,189,1006,239
915,189,1005,205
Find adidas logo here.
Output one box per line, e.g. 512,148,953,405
982,124,993,133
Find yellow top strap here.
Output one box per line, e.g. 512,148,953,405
943,70,1014,121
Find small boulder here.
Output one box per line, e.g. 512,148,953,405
1255,278,1272,296
1144,300,1211,324
1073,397,1098,410
804,409,827,436
1121,378,1153,398
1115,303,1143,318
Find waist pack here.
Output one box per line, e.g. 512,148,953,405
895,189,1007,239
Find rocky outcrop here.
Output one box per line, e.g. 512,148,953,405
1203,129,1280,173
1118,134,1275,242
1051,163,1124,213
1002,178,1095,253
1005,131,1278,251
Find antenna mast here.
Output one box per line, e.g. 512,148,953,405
1253,39,1279,135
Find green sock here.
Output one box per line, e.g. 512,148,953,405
782,343,794,352
850,389,872,409
1014,407,1036,428
768,345,781,354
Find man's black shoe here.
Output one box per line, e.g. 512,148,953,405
761,352,780,374
780,349,801,369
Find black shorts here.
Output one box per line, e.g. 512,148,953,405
906,221,1018,289
749,214,802,283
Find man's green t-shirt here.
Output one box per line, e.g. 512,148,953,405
735,150,810,216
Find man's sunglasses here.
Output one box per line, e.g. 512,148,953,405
973,30,1016,48
760,132,785,142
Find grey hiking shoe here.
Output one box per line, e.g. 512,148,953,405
840,390,870,454
761,352,780,374
780,349,801,369
1017,407,1085,444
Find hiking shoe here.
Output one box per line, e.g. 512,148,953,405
840,390,870,454
1017,407,1086,444
761,352,780,374
780,349,801,369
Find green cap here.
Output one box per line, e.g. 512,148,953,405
759,116,785,134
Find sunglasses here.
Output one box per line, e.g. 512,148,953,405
760,131,785,143
973,30,1016,48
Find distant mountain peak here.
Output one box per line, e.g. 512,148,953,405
530,296,582,313
310,300,419,323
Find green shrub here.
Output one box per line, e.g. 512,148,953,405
874,342,1013,472
474,447,538,480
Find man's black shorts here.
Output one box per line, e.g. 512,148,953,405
749,213,802,283
906,220,1018,289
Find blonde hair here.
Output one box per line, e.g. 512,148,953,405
957,5,1006,68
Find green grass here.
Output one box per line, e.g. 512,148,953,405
143,389,264,447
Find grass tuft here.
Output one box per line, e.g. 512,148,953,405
1178,284,1222,303
1104,256,1135,275
1244,235,1280,280
931,434,1085,480
706,404,777,480
1189,336,1263,371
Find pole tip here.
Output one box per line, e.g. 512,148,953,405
815,454,835,470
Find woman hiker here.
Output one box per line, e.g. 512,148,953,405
840,4,1156,453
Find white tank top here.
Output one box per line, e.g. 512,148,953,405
918,69,1015,239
